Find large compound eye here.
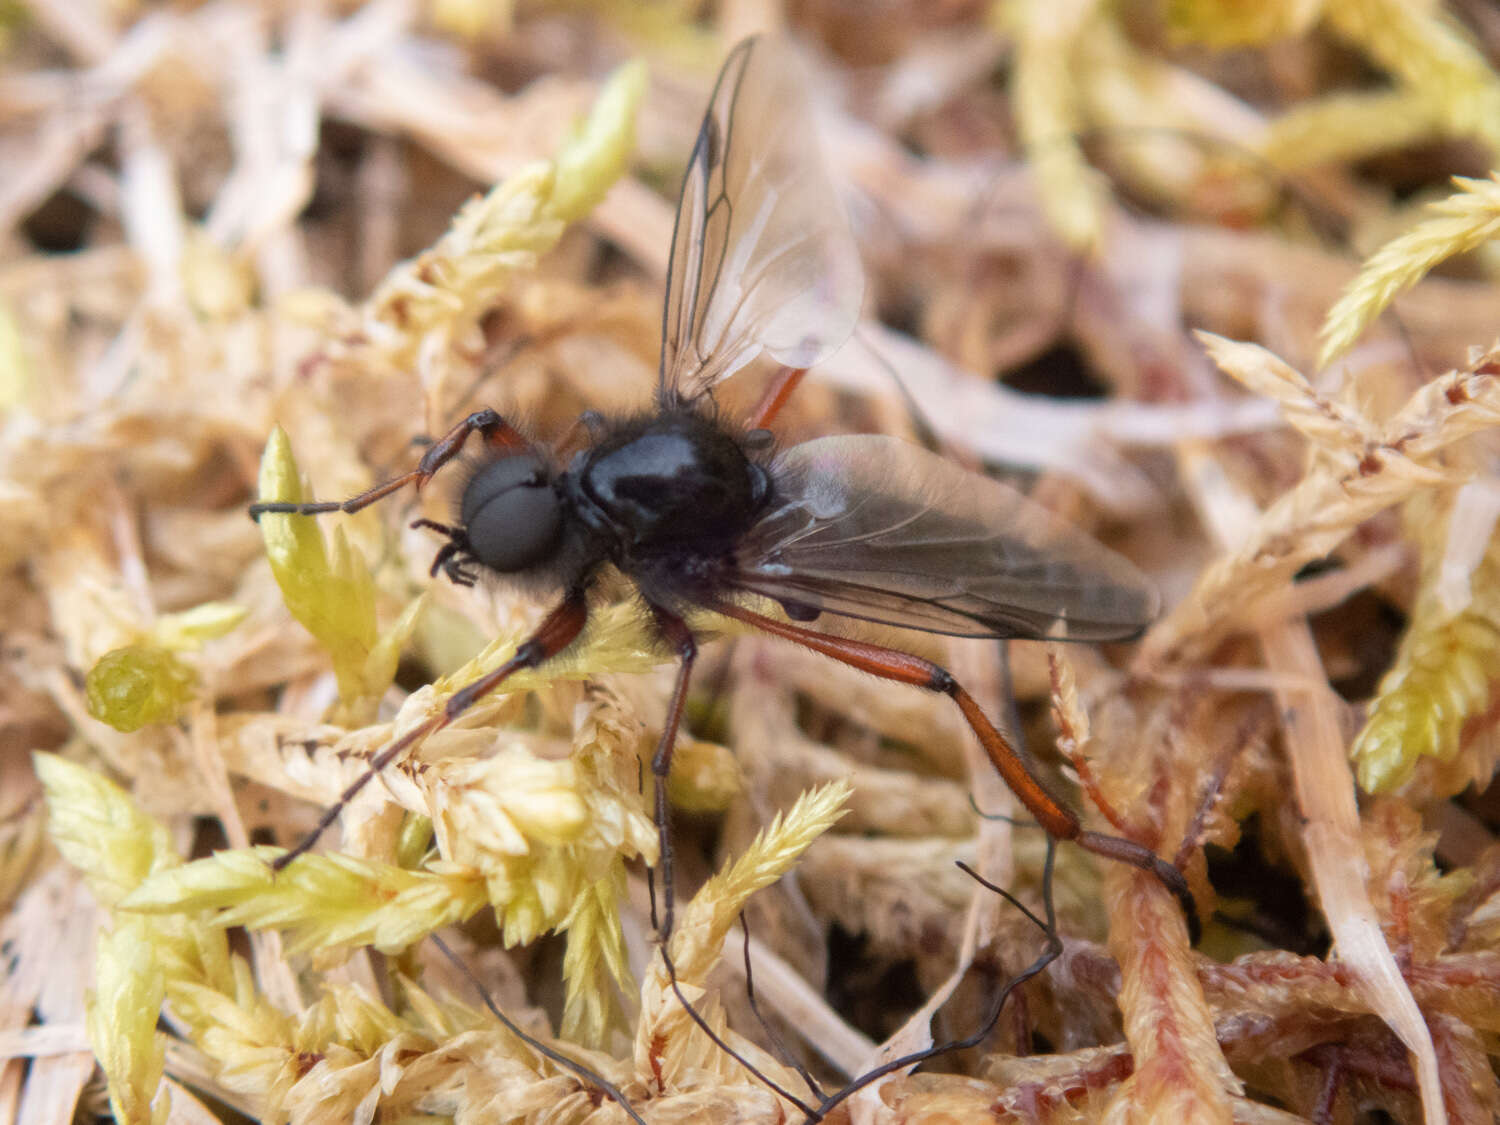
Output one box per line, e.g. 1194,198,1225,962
460,455,562,573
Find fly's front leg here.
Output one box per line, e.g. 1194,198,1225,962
410,518,479,584
249,409,532,520
272,590,589,871
413,408,531,478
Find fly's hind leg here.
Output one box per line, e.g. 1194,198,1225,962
704,597,1200,942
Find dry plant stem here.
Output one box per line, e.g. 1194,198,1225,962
1260,625,1446,1125
1047,638,1229,1117
1140,339,1500,670
735,917,832,1099
1175,431,1448,1125
1,869,97,1125
1103,863,1238,1120
716,927,876,1078
843,844,988,1118
186,702,300,1015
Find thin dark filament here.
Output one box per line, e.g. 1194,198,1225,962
849,324,947,457
658,942,820,1117
645,863,660,946
966,790,1041,830
628,603,832,1115
272,713,441,871
736,911,828,1100
800,840,1062,1124
430,933,647,1125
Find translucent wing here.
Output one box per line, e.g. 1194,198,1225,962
659,37,864,406
729,436,1160,641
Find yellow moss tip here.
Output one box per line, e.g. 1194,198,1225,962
123,848,490,956
35,756,179,1123
665,735,743,813
1322,0,1500,156
549,58,649,224
152,601,248,649
1165,0,1319,48
256,426,374,649
1351,596,1500,795
396,813,436,869
670,779,852,977
560,871,632,1046
1319,173,1500,367
84,644,196,732
255,426,422,717
89,915,170,1125
34,752,178,904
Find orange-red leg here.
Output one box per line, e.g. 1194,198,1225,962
272,592,589,871
745,366,808,431
250,408,531,519
706,598,1198,934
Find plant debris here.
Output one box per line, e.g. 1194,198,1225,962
7,2,1500,1124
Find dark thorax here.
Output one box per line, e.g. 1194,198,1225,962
563,409,770,568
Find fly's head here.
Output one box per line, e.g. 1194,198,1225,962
458,453,564,575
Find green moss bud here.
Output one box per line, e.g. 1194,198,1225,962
85,645,196,732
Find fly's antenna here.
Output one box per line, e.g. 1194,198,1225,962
429,934,648,1125
798,839,1062,1124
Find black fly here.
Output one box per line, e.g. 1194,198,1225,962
250,37,1195,948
